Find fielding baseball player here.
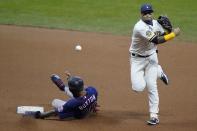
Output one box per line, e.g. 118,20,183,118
34,71,99,119
129,4,180,125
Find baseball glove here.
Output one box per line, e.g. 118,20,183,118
157,15,172,33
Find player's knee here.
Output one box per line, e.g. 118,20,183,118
132,87,144,92
51,99,64,112
131,82,146,92
52,99,59,107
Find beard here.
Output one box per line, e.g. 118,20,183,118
141,15,153,25
144,19,153,25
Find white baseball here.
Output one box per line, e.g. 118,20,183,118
75,45,82,51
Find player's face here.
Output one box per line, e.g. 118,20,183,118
141,12,153,21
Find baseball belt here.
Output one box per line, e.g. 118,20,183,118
132,50,158,58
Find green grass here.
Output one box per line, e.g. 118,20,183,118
0,0,196,42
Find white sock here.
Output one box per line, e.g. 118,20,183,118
150,113,158,119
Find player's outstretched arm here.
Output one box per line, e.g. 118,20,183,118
64,86,74,98
50,74,73,98
151,27,180,44
64,70,74,98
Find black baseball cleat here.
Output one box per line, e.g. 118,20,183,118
160,72,169,85
34,111,45,119
147,117,159,125
34,111,41,119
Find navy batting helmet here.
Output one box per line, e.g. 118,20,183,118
68,76,84,96
140,4,153,14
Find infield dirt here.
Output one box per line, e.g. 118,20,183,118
0,25,197,131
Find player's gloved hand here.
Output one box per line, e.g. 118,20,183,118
173,27,181,36
51,74,65,91
157,15,172,33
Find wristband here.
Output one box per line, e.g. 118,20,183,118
164,32,176,41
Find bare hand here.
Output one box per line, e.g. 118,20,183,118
64,71,71,80
173,27,181,36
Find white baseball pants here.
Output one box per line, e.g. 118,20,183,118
130,52,163,118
